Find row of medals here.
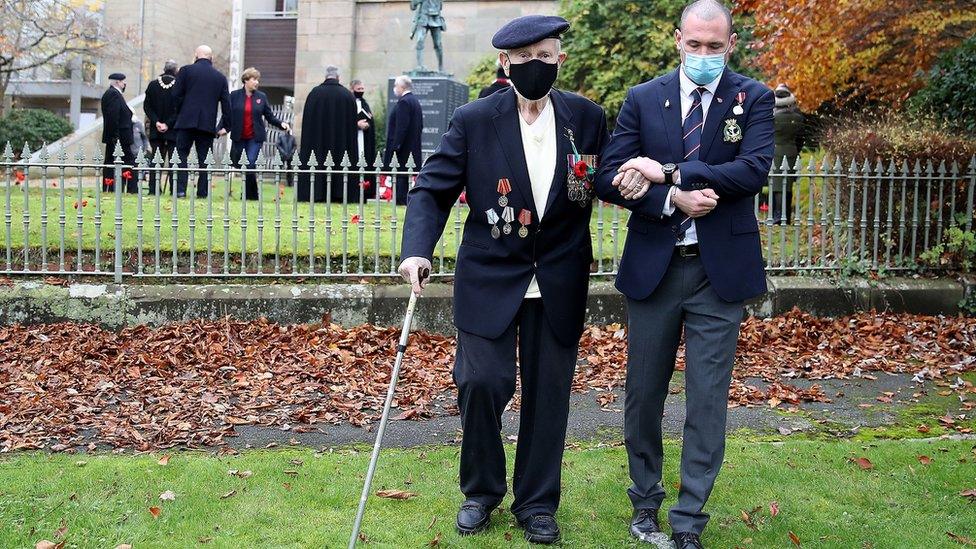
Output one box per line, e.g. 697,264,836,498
489,191,529,239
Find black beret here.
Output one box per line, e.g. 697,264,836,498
108,73,126,81
491,15,570,50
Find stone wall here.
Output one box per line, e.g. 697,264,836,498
101,0,233,95
293,0,558,137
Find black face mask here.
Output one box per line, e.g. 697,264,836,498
506,58,558,101
354,91,365,99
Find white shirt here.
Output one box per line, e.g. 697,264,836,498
663,66,723,246
518,96,556,299
356,98,366,159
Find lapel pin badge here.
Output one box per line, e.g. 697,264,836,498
665,99,671,109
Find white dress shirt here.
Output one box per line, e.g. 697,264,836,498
663,66,723,245
518,96,556,298
356,98,366,158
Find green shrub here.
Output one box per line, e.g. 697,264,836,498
0,109,73,157
910,36,976,137
919,227,976,272
464,55,499,102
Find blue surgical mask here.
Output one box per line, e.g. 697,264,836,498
682,47,729,85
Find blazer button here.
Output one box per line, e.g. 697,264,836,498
533,261,538,268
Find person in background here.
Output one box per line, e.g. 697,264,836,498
168,45,231,198
383,75,424,204
144,59,179,195
276,128,297,187
771,83,805,224
297,64,359,203
351,79,377,198
224,67,289,200
131,116,150,159
478,61,511,99
100,72,137,193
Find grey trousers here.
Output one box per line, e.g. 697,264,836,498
624,253,745,535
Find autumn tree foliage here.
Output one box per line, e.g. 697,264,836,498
0,0,106,115
735,0,976,112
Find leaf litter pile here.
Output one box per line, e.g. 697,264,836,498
1,309,974,452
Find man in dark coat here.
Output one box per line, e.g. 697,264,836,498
771,83,805,224
143,59,178,195
478,64,511,99
168,45,231,198
351,79,377,198
297,65,359,203
100,72,138,193
399,15,608,544
384,75,424,204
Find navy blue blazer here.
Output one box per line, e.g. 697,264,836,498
384,92,424,168
402,88,609,346
168,58,230,135
595,68,774,303
225,88,283,143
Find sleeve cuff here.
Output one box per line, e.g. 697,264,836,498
663,185,676,216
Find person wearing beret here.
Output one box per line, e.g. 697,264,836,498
100,73,138,193
223,67,289,200
398,15,609,544
168,45,231,199
594,1,773,547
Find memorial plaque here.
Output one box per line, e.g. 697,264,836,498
387,77,469,164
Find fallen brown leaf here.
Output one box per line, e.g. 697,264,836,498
428,532,442,547
35,541,64,549
158,454,171,466
789,531,801,546
917,455,932,465
948,531,976,546
148,506,161,518
770,501,780,518
220,490,237,499
853,457,874,470
376,489,418,500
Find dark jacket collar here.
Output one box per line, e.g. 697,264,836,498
193,58,212,65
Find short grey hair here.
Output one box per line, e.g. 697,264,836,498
504,38,562,56
325,65,340,79
350,79,363,87
680,0,733,34
394,75,412,90
163,59,178,73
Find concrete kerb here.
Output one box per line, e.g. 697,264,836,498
0,277,967,333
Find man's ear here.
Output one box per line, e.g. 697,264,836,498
674,29,682,51
498,52,510,77
558,51,568,66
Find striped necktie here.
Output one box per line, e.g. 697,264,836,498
674,87,706,240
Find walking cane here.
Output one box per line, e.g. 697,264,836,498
349,267,429,548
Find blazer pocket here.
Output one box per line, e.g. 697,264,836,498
460,240,489,251
731,214,760,235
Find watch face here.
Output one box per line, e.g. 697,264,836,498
663,163,677,173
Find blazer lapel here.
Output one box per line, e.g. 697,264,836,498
544,90,575,219
700,70,741,159
660,70,684,164
491,90,535,217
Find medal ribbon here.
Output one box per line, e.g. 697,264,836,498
501,207,515,224
518,209,532,226
486,209,500,225
496,178,512,196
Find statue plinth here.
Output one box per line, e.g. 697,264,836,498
387,76,469,163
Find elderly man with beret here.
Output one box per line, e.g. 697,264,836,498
100,72,138,193
398,15,608,544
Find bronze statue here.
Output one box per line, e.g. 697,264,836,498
410,0,445,73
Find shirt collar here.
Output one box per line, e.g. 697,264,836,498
678,65,723,98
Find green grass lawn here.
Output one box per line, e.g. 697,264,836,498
2,438,974,548
1,177,630,264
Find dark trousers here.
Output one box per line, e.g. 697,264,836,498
769,176,794,224
101,141,138,193
230,138,263,200
455,299,578,522
624,253,744,535
175,129,214,197
147,138,175,195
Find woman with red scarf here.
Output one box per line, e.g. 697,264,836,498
225,67,289,200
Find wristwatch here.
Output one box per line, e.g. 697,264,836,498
662,163,677,186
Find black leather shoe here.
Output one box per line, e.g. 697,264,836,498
631,508,670,544
455,501,492,536
518,514,560,544
673,531,705,549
